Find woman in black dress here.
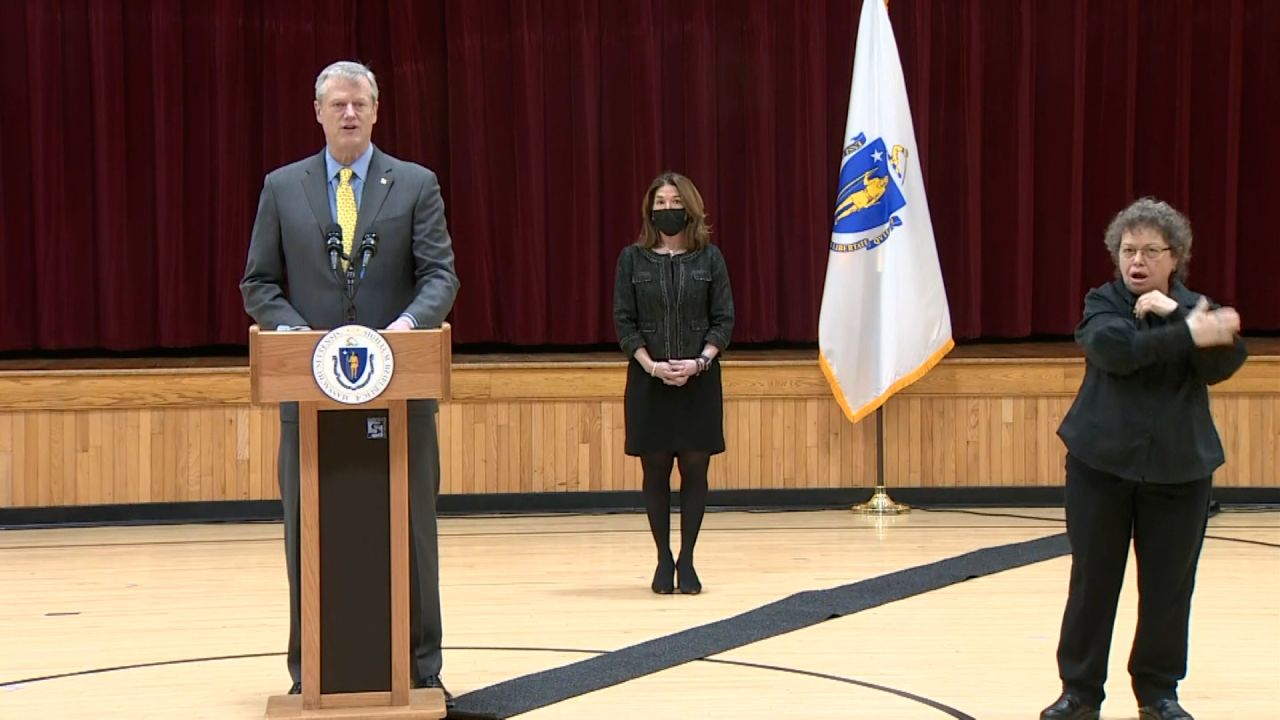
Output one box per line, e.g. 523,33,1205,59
612,172,735,595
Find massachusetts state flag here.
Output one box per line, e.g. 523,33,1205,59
818,0,953,423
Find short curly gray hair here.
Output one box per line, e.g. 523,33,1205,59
315,60,379,103
1103,197,1192,282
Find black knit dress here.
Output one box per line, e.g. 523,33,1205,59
624,359,724,455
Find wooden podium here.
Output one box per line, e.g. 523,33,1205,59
249,324,451,719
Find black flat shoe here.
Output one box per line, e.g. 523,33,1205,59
288,681,301,695
651,553,675,594
1039,692,1100,720
676,555,701,595
1139,699,1193,720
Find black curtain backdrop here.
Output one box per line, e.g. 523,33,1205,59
2,0,1277,352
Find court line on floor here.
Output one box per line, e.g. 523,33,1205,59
0,646,973,719
1205,534,1280,549
0,652,282,688
0,519,1079,552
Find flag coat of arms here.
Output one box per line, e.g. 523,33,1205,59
818,0,953,423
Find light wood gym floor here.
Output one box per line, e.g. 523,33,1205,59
1,507,1276,719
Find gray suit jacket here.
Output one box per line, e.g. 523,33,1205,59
241,145,459,331
240,145,460,416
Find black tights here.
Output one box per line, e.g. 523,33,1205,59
640,451,710,562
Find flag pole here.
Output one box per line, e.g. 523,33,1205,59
851,406,910,515
824,0,949,518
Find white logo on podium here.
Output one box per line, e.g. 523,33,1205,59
311,325,395,404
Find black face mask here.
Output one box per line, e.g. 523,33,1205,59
650,208,688,237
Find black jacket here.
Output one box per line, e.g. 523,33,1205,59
1057,279,1247,483
613,244,735,361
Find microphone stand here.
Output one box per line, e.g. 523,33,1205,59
343,262,357,323
348,234,378,319
333,234,376,326
330,251,357,324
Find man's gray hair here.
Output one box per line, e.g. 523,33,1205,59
1103,196,1193,282
315,61,379,103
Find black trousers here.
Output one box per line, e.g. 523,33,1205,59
278,401,444,686
1055,454,1211,706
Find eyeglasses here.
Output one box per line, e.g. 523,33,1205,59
1119,246,1171,261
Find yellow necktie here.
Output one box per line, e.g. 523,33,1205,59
336,167,357,269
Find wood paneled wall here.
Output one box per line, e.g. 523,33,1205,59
1,357,1276,508
0,406,274,507
436,397,878,495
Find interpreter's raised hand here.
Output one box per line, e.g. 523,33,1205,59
1186,297,1240,348
1134,290,1179,319
1212,306,1242,335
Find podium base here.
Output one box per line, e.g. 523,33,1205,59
265,689,447,719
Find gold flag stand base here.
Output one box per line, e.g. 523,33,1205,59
850,486,910,515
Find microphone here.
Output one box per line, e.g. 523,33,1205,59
324,223,344,273
357,231,378,279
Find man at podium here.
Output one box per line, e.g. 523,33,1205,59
240,60,460,702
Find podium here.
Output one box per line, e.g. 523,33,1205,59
249,324,451,719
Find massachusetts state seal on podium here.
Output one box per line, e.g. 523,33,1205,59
311,325,395,404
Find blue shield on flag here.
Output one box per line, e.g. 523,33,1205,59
338,347,368,384
832,137,907,234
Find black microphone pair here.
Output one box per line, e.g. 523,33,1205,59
324,223,379,277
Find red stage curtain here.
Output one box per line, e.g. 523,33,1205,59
2,0,1276,351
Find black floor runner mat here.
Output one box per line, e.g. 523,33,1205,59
449,532,1070,719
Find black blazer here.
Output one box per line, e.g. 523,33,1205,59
613,244,735,361
1057,279,1247,483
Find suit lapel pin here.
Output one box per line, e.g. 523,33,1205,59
380,177,388,185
